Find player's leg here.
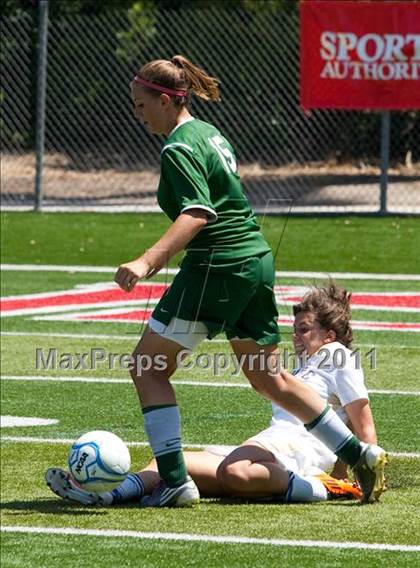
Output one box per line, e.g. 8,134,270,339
216,443,289,498
45,452,162,506
106,463,160,505
106,450,227,504
129,322,205,507
45,466,156,506
217,436,361,502
216,443,334,502
227,252,328,423
248,425,362,500
230,339,326,422
182,450,227,497
229,339,387,502
226,250,386,502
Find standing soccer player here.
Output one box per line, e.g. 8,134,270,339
114,55,387,506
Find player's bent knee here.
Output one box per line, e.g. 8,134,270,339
218,462,249,492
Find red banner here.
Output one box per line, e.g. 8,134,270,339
300,0,420,110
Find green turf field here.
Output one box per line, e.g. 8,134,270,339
2,212,419,273
1,212,420,567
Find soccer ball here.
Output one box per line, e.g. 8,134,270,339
68,430,131,493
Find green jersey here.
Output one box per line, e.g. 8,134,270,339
157,118,270,264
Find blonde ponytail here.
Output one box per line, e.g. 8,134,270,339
170,55,221,102
136,55,220,104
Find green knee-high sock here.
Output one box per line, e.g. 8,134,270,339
143,404,188,487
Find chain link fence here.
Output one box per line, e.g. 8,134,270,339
1,3,419,213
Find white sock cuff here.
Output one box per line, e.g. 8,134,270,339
308,407,353,454
144,405,182,457
286,472,328,503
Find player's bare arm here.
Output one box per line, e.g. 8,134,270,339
344,399,377,445
330,402,376,479
114,209,208,291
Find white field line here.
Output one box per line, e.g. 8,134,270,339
17,311,420,332
2,263,420,281
1,525,420,553
1,264,116,274
0,331,228,343
0,331,140,341
8,314,420,332
0,205,163,214
0,436,203,450
1,301,156,318
0,417,58,427
29,307,420,322
1,280,164,302
1,375,420,396
0,375,249,388
8,204,419,214
367,389,420,396
1,436,418,459
1,330,417,349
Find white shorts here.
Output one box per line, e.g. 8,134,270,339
149,316,208,350
206,421,336,476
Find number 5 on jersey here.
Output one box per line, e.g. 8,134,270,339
209,135,238,174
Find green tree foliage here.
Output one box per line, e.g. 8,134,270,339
1,0,136,18
116,2,157,63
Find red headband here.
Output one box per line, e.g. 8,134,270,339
133,76,187,97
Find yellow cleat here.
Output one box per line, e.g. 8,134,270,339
352,444,389,503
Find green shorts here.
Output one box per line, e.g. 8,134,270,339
152,251,280,346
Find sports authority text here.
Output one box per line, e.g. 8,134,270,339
320,32,420,80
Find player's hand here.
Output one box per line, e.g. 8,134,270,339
114,259,152,292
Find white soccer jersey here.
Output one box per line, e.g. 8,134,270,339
271,341,369,427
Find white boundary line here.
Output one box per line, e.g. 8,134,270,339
1,330,417,349
1,436,418,459
3,203,419,214
0,331,229,344
1,301,155,318
27,313,420,332
0,263,116,273
0,280,161,301
1,375,420,396
2,263,420,281
1,525,419,553
0,436,204,449
0,331,143,341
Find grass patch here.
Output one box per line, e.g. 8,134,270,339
1,533,419,568
1,212,419,566
1,444,420,551
2,212,419,273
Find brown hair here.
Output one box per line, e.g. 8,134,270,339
293,283,353,347
137,55,221,106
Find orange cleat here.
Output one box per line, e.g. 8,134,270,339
315,472,363,500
